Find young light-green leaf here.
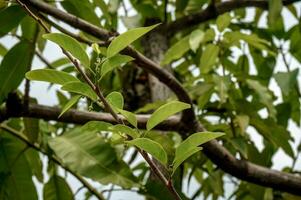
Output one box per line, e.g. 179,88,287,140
59,95,81,118
200,44,220,74
146,101,191,131
26,69,79,85
126,138,167,165
101,54,134,78
106,91,124,110
172,132,225,174
107,24,159,57
43,33,90,68
189,29,204,52
109,124,139,139
61,81,97,101
216,13,231,32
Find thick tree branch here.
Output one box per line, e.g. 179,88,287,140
19,0,301,195
167,0,301,34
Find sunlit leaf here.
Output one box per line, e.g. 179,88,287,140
101,54,134,78
200,44,220,74
59,95,81,118
61,81,98,102
106,91,124,110
162,35,190,64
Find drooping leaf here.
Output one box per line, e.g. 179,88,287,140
43,175,73,200
126,138,168,165
59,95,81,118
0,41,32,104
23,118,39,143
147,101,191,131
109,124,139,139
200,44,220,74
246,80,276,119
61,82,98,102
48,124,137,188
189,29,204,52
107,24,159,57
25,149,43,183
0,5,26,36
106,91,124,110
101,54,134,78
172,132,224,174
0,132,38,200
26,69,79,85
43,33,90,68
162,35,190,64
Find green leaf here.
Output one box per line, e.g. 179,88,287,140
101,54,134,78
43,175,73,200
172,132,224,174
25,149,43,183
109,124,139,139
147,101,191,131
189,29,204,52
126,138,168,165
0,43,7,56
216,13,231,32
107,24,159,57
200,44,220,74
61,82,98,102
117,108,138,128
0,41,32,104
23,118,39,143
59,95,81,118
274,69,299,96
246,80,276,119
162,35,190,64
48,125,136,188
0,132,38,200
0,6,26,36
106,91,124,110
268,0,283,26
43,33,90,68
26,69,79,85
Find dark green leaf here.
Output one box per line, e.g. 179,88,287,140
0,6,26,36
274,69,299,96
43,175,73,200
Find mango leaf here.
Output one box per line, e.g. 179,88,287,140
189,29,204,52
0,41,32,104
0,43,7,56
126,138,168,165
162,35,190,64
50,58,70,68
117,108,138,128
61,82,98,102
26,69,79,85
23,118,39,143
147,101,191,131
0,5,26,36
25,149,43,183
48,125,137,188
59,95,81,118
172,132,224,174
43,33,90,68
101,54,134,78
246,80,276,119
106,91,124,110
200,44,220,74
268,0,282,26
0,133,38,200
43,175,73,200
107,24,159,57
109,124,139,139
274,69,299,96
216,13,231,32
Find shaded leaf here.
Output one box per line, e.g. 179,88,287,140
274,69,299,96
106,91,124,110
117,108,138,128
23,118,39,143
59,95,81,118
101,54,134,78
162,35,190,64
216,13,231,32
0,6,26,36
43,175,73,200
109,124,139,139
200,44,220,74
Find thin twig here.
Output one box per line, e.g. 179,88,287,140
0,124,106,200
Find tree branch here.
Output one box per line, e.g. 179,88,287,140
167,0,301,34
18,0,301,195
